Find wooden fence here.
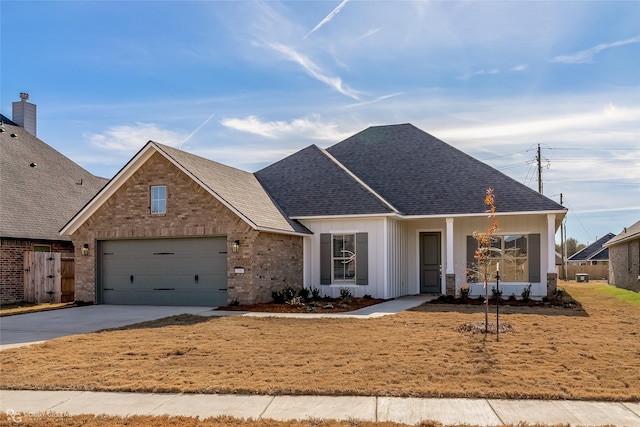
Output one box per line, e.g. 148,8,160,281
558,263,609,281
23,252,75,303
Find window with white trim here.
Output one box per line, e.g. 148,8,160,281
468,234,533,283
151,185,166,214
333,234,356,282
486,235,529,282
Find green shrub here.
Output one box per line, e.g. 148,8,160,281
339,287,353,304
521,284,532,301
490,287,503,302
298,287,310,301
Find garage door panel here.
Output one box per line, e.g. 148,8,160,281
101,238,228,306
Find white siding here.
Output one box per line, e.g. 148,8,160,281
386,218,409,298
300,217,386,299
300,213,556,300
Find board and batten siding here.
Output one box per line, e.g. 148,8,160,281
386,218,409,299
300,217,386,299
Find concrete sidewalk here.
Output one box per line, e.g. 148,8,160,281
1,390,638,426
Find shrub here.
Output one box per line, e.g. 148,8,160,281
521,284,532,301
339,287,353,304
508,293,517,302
311,287,321,301
272,289,286,304
460,284,471,299
363,294,373,300
272,286,298,304
298,287,310,301
490,287,503,302
228,298,239,306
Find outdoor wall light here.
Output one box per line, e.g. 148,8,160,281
232,240,240,253
81,243,89,256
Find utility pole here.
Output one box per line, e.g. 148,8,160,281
537,143,543,194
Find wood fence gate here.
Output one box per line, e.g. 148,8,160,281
23,252,75,303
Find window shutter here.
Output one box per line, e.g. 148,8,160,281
355,232,368,285
528,234,541,283
466,236,477,282
320,234,331,285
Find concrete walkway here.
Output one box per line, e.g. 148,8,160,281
0,295,433,350
1,390,638,426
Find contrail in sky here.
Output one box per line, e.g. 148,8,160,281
303,0,349,39
179,112,216,148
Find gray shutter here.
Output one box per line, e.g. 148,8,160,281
528,234,541,283
320,234,331,285
355,232,368,285
467,236,477,282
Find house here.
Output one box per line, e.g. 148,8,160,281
567,233,615,265
0,96,108,303
603,220,640,292
61,123,566,306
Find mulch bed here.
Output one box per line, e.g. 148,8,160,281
217,297,386,313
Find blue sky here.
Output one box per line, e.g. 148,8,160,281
2,0,639,247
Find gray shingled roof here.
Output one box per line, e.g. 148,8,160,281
153,143,310,234
255,145,394,217
0,120,108,241
568,233,615,261
604,220,640,247
326,124,565,215
256,124,565,218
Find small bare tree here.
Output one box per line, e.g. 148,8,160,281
472,188,499,333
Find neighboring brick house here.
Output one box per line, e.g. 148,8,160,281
0,107,107,303
604,220,640,292
63,124,566,306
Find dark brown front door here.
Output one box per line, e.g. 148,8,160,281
420,232,441,293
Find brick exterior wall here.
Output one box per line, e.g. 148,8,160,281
608,239,640,292
0,239,74,303
70,152,302,305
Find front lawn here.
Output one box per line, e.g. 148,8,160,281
0,283,638,401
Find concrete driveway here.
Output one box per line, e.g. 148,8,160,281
0,305,222,350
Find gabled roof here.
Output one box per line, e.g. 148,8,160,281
61,141,310,236
255,145,395,217
568,233,615,261
0,119,108,241
604,220,640,247
257,123,566,219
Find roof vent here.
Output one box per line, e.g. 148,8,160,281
30,162,37,168
10,133,18,138
20,92,30,102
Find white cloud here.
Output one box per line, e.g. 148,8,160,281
84,122,187,153
511,64,528,72
551,35,640,64
303,0,349,39
219,115,352,141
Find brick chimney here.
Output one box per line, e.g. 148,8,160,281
12,93,37,136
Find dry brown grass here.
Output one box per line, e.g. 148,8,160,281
0,302,74,317
0,414,589,427
1,283,638,401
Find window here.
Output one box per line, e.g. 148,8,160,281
32,244,51,252
467,234,536,283
333,234,356,282
151,185,166,214
320,233,368,285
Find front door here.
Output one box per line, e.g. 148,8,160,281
420,232,441,293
